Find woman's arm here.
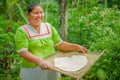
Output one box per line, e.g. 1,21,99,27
19,51,51,70
56,41,88,53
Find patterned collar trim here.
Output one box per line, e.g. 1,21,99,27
22,23,51,40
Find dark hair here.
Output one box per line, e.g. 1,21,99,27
26,3,41,14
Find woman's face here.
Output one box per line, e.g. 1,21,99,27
27,6,44,27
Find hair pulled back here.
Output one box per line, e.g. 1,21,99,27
26,3,41,14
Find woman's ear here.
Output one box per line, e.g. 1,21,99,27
26,13,30,20
41,13,44,21
26,13,29,17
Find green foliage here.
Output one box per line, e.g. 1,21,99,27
16,3,28,23
0,15,20,80
96,68,107,80
0,0,120,80
5,0,18,13
67,5,120,80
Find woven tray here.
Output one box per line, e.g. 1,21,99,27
44,51,103,79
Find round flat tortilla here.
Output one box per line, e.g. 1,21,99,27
54,55,88,71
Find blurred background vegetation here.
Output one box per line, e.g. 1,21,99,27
0,0,120,80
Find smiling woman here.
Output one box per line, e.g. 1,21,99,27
26,3,44,33
14,3,87,80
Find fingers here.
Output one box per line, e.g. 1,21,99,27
82,47,88,53
77,45,88,53
81,47,88,53
39,60,51,70
81,47,86,53
40,64,51,70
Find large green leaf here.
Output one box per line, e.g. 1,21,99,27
16,3,28,23
96,68,107,80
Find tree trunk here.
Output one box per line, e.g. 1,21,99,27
59,0,68,41
105,0,108,7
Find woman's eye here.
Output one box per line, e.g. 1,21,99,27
33,12,39,14
33,12,43,14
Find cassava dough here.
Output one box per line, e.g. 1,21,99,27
54,55,88,71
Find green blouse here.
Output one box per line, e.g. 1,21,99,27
15,23,62,68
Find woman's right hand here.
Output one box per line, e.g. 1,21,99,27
19,51,51,70
37,59,51,70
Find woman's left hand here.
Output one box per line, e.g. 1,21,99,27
76,45,88,53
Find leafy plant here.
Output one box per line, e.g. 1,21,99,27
67,5,120,80
0,15,20,80
0,0,120,80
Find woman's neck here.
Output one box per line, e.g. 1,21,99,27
29,23,41,33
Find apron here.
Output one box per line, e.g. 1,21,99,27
20,67,59,80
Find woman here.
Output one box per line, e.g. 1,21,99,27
15,3,88,80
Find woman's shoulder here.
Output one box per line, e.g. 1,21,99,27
17,24,28,29
42,22,50,26
16,24,29,33
43,22,55,28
